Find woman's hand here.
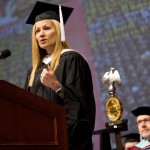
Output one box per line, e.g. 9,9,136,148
40,64,64,98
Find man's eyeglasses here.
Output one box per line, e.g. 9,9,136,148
137,118,150,125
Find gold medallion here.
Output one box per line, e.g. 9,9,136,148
106,96,123,121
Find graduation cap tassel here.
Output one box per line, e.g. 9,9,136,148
59,5,65,42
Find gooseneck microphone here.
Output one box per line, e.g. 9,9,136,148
0,49,11,59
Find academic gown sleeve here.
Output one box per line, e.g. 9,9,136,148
56,51,96,130
24,67,32,90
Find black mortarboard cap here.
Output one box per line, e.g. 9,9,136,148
26,1,74,25
131,106,150,117
122,133,140,143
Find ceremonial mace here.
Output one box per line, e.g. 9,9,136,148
102,68,128,150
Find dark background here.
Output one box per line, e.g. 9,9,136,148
0,0,150,149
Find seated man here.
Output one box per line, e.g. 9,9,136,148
128,106,150,150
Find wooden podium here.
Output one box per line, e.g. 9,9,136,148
0,80,68,150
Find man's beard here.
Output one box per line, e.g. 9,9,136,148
143,133,150,141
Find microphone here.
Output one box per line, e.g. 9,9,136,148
0,49,11,59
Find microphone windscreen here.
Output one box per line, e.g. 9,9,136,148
0,49,11,59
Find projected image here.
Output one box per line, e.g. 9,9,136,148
0,0,150,149
82,0,150,130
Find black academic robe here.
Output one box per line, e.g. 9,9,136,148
24,51,96,150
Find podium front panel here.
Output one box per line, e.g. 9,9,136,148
0,80,68,150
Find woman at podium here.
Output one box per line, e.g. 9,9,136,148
24,1,96,150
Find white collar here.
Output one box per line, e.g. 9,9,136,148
42,54,53,65
42,49,78,65
136,139,150,148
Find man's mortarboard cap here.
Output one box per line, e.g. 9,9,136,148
131,106,150,117
122,133,140,143
26,1,73,25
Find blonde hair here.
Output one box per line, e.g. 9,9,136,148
28,20,69,86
